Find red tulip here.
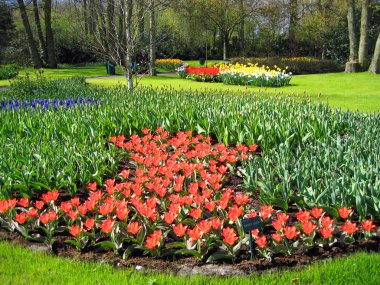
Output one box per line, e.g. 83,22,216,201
100,219,115,233
296,210,310,222
271,233,282,243
361,220,376,232
187,227,202,241
320,227,334,239
145,230,162,249
255,235,267,248
272,219,284,231
310,207,324,219
284,226,300,239
173,223,187,237
69,225,82,237
227,205,243,222
341,221,358,234
127,221,142,235
221,227,238,246
338,207,352,219
18,198,29,208
301,221,317,236
14,212,28,224
321,216,334,229
83,218,95,230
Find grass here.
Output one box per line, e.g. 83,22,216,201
1,62,379,112
88,72,380,113
0,242,379,285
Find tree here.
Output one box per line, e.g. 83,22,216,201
358,0,370,67
345,0,360,72
16,0,44,68
0,0,14,61
32,0,48,63
203,0,258,60
368,31,380,73
149,0,156,75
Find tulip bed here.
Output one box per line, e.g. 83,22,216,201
0,129,378,263
178,63,291,87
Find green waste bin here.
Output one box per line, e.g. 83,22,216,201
106,61,116,75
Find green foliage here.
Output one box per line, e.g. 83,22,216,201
230,57,344,75
0,78,379,219
0,64,20,80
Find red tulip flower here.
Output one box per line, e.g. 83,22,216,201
361,220,376,232
284,226,300,239
321,216,334,229
296,210,310,222
100,219,115,233
18,198,29,208
145,230,162,249
341,221,358,235
127,221,142,235
310,207,324,219
255,235,267,248
83,218,95,230
173,223,187,237
320,227,334,239
271,233,282,243
69,225,82,237
301,221,317,236
14,212,28,224
338,207,353,219
221,227,238,246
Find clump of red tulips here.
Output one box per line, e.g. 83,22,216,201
0,128,378,262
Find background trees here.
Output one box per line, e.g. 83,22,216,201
1,0,380,74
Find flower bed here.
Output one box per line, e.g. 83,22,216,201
155,59,183,71
0,97,101,111
1,128,378,263
177,64,291,86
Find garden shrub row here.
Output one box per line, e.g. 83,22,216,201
229,57,344,75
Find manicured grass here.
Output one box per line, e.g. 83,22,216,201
88,72,380,113
0,64,123,87
1,64,379,112
0,242,379,285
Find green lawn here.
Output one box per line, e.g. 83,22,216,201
0,242,379,285
88,72,380,113
1,65,379,112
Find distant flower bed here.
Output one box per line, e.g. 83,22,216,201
218,63,291,87
0,97,102,112
155,59,183,71
177,63,291,87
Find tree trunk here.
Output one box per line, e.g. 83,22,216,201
368,32,380,74
125,0,134,90
238,0,245,53
107,0,115,50
288,0,298,55
358,0,370,68
43,0,57,68
16,0,43,68
138,0,145,47
89,0,96,34
83,0,89,34
118,0,126,48
345,0,359,72
223,34,228,60
32,0,48,64
149,0,156,76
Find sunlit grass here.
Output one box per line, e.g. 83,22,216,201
0,242,379,285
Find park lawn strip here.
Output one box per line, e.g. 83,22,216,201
88,72,380,113
0,242,379,285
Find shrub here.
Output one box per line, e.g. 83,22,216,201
229,57,344,75
0,64,21,80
